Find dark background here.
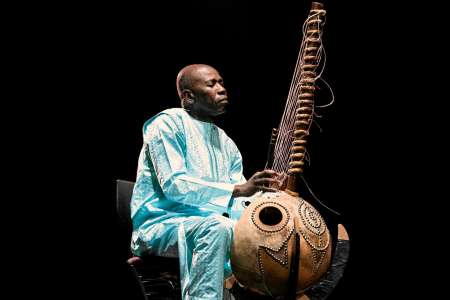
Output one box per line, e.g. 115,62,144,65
104,1,371,298
10,0,440,299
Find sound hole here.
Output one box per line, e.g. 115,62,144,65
259,206,283,226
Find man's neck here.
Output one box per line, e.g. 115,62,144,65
188,110,214,123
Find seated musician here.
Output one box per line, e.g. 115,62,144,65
130,64,285,300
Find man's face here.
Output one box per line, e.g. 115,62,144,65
190,66,228,117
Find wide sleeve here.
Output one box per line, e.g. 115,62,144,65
144,114,235,209
229,139,247,185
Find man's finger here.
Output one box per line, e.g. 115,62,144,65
254,178,278,185
261,169,278,177
254,171,263,178
260,186,278,193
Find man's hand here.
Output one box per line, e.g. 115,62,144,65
270,172,288,190
232,170,284,197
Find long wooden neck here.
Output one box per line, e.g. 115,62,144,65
285,2,325,196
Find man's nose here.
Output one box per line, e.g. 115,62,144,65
217,84,227,95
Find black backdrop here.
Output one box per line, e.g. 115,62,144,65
14,0,438,299
105,1,364,298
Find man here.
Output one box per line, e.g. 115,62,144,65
130,64,284,299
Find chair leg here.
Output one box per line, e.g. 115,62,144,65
130,257,181,300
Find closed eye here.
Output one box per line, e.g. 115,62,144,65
205,79,224,87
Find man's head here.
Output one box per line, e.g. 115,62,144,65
176,64,228,121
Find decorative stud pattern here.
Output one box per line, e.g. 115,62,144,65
251,201,290,233
298,200,326,236
312,249,327,273
258,228,295,273
296,200,330,273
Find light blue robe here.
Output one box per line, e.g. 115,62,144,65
130,108,249,299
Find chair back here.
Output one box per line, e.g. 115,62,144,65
116,179,135,238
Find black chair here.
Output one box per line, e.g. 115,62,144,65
116,179,181,300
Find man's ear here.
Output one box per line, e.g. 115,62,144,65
181,89,194,107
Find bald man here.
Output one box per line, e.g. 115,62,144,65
130,64,283,299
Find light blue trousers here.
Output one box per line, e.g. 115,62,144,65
145,214,236,300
